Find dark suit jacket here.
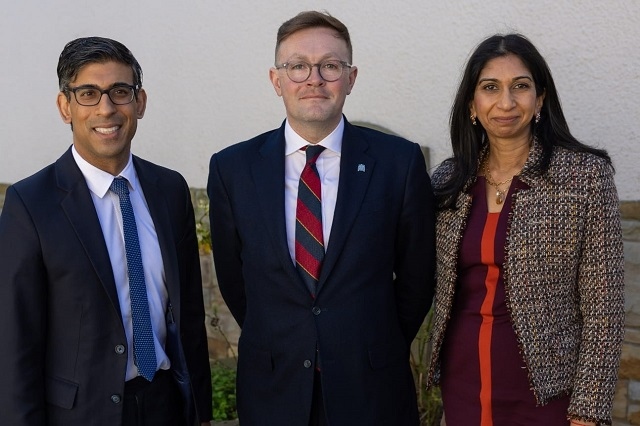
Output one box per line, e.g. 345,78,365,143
208,118,436,425
0,148,212,426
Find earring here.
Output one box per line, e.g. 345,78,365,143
535,111,541,124
470,114,477,126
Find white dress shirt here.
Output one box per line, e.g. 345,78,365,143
72,146,170,381
284,118,343,264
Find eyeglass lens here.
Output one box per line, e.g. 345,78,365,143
73,85,135,106
286,61,347,82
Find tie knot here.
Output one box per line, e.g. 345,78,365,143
304,145,325,164
110,177,130,197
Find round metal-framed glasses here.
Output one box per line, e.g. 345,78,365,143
275,60,352,83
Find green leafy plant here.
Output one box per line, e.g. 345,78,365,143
410,309,443,425
211,360,238,421
194,196,211,254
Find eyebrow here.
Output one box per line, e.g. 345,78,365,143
69,82,134,89
284,53,341,62
477,75,533,84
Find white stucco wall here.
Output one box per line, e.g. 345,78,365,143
1,0,638,199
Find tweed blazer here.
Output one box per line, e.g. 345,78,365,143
426,140,624,424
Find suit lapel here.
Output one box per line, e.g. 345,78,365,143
251,125,307,291
56,148,122,317
251,121,376,296
318,122,374,293
134,157,181,318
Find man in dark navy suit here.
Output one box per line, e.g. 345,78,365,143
0,37,212,426
208,11,436,426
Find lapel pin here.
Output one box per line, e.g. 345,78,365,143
357,164,366,172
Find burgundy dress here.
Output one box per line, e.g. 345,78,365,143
440,177,570,425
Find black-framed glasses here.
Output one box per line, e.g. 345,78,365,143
275,60,351,83
66,84,139,106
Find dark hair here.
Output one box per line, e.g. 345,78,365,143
275,11,352,63
57,37,143,94
439,33,611,209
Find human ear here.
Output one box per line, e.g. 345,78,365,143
346,66,358,95
135,88,147,119
56,91,72,124
269,67,283,97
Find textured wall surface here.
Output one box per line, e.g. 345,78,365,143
615,202,640,425
1,0,638,199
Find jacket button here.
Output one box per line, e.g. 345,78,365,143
110,394,122,404
114,344,125,355
312,307,321,315
303,360,312,368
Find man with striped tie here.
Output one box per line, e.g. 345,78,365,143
208,10,436,426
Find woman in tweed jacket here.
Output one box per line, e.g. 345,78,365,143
426,34,624,426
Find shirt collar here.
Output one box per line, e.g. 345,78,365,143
284,116,344,156
71,145,138,198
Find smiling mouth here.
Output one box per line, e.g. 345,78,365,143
301,96,329,102
94,126,120,135
493,116,519,123
301,91,329,98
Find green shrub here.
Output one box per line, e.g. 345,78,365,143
211,360,238,421
411,310,443,425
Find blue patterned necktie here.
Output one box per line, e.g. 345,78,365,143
110,177,157,381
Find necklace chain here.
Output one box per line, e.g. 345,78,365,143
483,160,514,205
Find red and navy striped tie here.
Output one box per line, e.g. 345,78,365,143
295,145,326,297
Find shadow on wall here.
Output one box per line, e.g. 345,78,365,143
352,121,430,169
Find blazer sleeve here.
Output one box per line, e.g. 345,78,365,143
173,176,213,423
0,185,48,425
568,161,625,422
207,153,247,327
393,143,437,343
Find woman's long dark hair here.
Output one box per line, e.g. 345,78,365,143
438,33,611,209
